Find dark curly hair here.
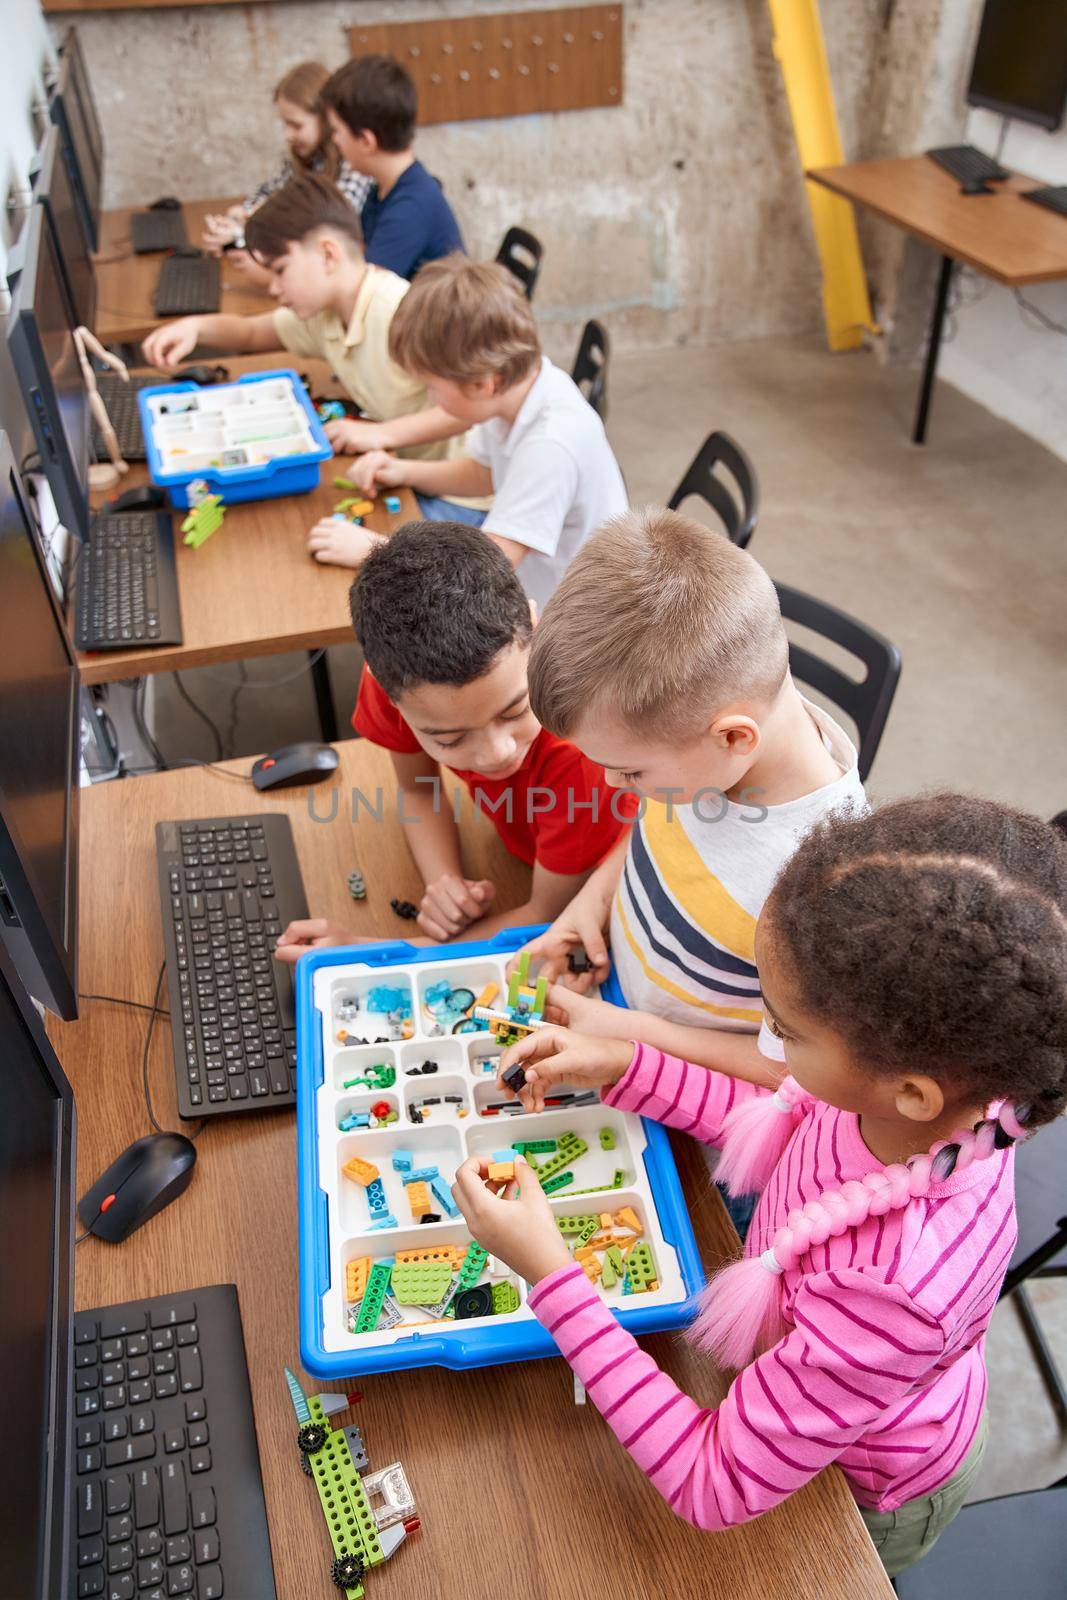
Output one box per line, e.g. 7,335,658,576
766,793,1067,1129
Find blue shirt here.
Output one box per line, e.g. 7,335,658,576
360,159,465,280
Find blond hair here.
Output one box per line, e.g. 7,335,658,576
274,61,339,181
529,507,789,740
388,256,540,388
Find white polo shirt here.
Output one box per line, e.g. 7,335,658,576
468,357,628,608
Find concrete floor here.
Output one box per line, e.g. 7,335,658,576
147,338,1067,1501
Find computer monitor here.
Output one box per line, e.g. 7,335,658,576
59,27,104,184
34,126,96,331
6,202,91,547
967,0,1067,132
0,430,81,1021
50,56,101,253
0,936,75,1600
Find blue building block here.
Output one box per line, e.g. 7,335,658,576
366,1178,389,1215
384,494,402,514
429,1175,459,1219
409,1166,441,1183
390,1149,415,1173
492,1148,519,1163
367,985,412,1019
368,1214,398,1231
338,1111,371,1132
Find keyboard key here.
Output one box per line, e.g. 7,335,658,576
106,1575,134,1600
189,1448,211,1475
104,1435,155,1468
78,1536,104,1567
154,1351,176,1375
151,1327,174,1351
100,1311,147,1339
107,1513,133,1545
127,1355,151,1381
176,1323,199,1347
106,1475,132,1515
165,1427,185,1454
76,1320,99,1344
78,1448,102,1474
184,1396,206,1424
103,1383,127,1410
107,1540,133,1572
78,1393,102,1416
78,1481,104,1536
77,1570,104,1597
198,1566,224,1598
104,1416,128,1442
101,1360,125,1385
189,1487,216,1529
101,1339,125,1362
76,1344,98,1368
155,1373,178,1398
132,1464,160,1531
165,1536,191,1565
77,1368,99,1392
132,1408,155,1435
167,1565,194,1596
192,1527,218,1565
139,1556,165,1590
162,1460,187,1535
78,1420,103,1448
137,1530,162,1559
186,1422,208,1450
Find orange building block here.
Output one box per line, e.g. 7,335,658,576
487,1160,516,1183
405,1180,432,1219
346,1256,371,1302
615,1206,643,1236
342,1155,380,1187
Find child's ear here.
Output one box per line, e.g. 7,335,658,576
528,599,539,627
894,1075,946,1124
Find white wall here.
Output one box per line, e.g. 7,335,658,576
938,107,1067,463
0,0,55,274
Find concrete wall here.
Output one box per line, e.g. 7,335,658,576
60,0,890,362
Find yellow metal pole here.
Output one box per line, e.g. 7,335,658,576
767,0,875,352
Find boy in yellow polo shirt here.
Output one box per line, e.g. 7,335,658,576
141,174,484,559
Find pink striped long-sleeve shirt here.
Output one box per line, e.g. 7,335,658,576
527,1043,1015,1527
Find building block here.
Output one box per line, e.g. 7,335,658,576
383,494,402,514
487,1160,516,1183
605,1245,625,1278
532,1134,588,1186
624,1241,658,1293
541,1171,574,1194
346,1257,372,1303
455,1242,488,1292
490,1281,520,1315
390,1149,414,1174
343,1156,381,1187
391,1260,454,1305
366,1178,389,1213
601,1251,617,1290
342,1423,370,1473
599,1127,617,1150
615,1206,643,1236
404,1180,432,1220
475,981,500,1010
396,1245,465,1266
338,1111,371,1132
515,1139,557,1155
556,1213,598,1236
353,1262,392,1333
429,1175,459,1219
454,1284,494,1319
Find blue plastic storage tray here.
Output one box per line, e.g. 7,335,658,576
296,928,704,1380
138,367,331,508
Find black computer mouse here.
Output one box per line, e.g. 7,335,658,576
105,485,169,515
179,364,229,386
961,179,995,195
169,245,204,259
251,742,340,791
150,196,181,211
78,1132,197,1243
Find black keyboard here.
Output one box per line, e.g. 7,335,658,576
154,256,220,317
92,373,156,462
156,815,309,1119
1021,185,1067,219
71,1284,276,1600
73,512,183,652
131,210,189,254
926,145,1008,186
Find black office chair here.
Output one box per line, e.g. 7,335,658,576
496,227,543,300
774,583,902,783
571,320,610,419
894,1480,1067,1599
668,432,759,550
997,1051,1067,1423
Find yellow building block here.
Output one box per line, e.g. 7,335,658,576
342,1155,380,1187
405,1180,432,1219
615,1206,642,1236
474,981,500,1011
395,1244,466,1266
345,1256,371,1302
488,1161,516,1183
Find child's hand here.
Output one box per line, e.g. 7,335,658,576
306,517,386,569
323,418,387,455
417,874,496,941
451,1156,572,1284
347,450,404,495
497,1025,634,1112
273,918,358,963
142,318,202,371
509,892,610,992
541,984,634,1037
201,214,240,254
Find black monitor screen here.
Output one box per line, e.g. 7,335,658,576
967,0,1067,130
0,942,75,1599
0,432,80,1019
36,128,95,329
62,27,104,181
50,62,100,253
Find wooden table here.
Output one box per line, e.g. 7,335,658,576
81,354,418,739
807,156,1067,443
49,740,892,1600
94,198,272,348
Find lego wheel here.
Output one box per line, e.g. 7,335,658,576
455,1284,494,1319
297,1422,328,1455
331,1552,365,1588
300,1450,312,1477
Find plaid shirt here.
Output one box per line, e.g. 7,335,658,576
243,155,370,216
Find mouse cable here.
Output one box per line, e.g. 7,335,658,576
78,990,171,1019
132,677,169,772
172,671,224,762
143,959,208,1142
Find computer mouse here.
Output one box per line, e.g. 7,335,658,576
179,363,229,386
961,179,995,195
251,742,340,791
78,1132,197,1243
150,196,181,211
169,245,203,259
105,485,169,515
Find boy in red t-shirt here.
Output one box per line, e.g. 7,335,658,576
274,520,636,957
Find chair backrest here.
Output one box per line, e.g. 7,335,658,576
1003,1095,1067,1286
570,319,610,419
667,431,759,549
895,1485,1067,1600
495,226,543,300
774,582,901,783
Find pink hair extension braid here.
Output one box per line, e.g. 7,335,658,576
714,1075,812,1197
689,1099,1034,1371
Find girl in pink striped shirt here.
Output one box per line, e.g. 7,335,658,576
452,795,1067,1578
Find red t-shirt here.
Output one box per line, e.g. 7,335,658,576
353,666,638,874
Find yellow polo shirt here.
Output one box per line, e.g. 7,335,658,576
273,265,474,476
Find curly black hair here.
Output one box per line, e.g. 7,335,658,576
765,793,1067,1128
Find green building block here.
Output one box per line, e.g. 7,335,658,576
532,1134,588,1186
605,1245,625,1277
515,1139,558,1155
352,1261,392,1333
541,1171,574,1194
455,1242,488,1292
600,1252,617,1290
532,974,548,1013
299,1385,384,1598
556,1212,598,1236
391,1260,453,1305
598,1127,617,1150
625,1242,658,1293
577,1219,599,1245
491,1281,520,1315
566,1170,630,1197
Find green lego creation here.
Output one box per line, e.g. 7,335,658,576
285,1367,383,1599
598,1127,617,1151
391,1261,453,1306
541,1171,574,1194
491,1281,520,1315
353,1261,392,1332
181,494,225,549
532,1133,588,1186
455,1242,488,1292
624,1242,658,1294
343,1064,396,1091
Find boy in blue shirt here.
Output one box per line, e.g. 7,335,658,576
323,54,464,281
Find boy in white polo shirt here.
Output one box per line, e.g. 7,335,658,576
343,257,627,605
141,174,484,557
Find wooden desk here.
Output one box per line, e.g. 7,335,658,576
49,740,892,1600
94,198,271,348
807,156,1067,443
